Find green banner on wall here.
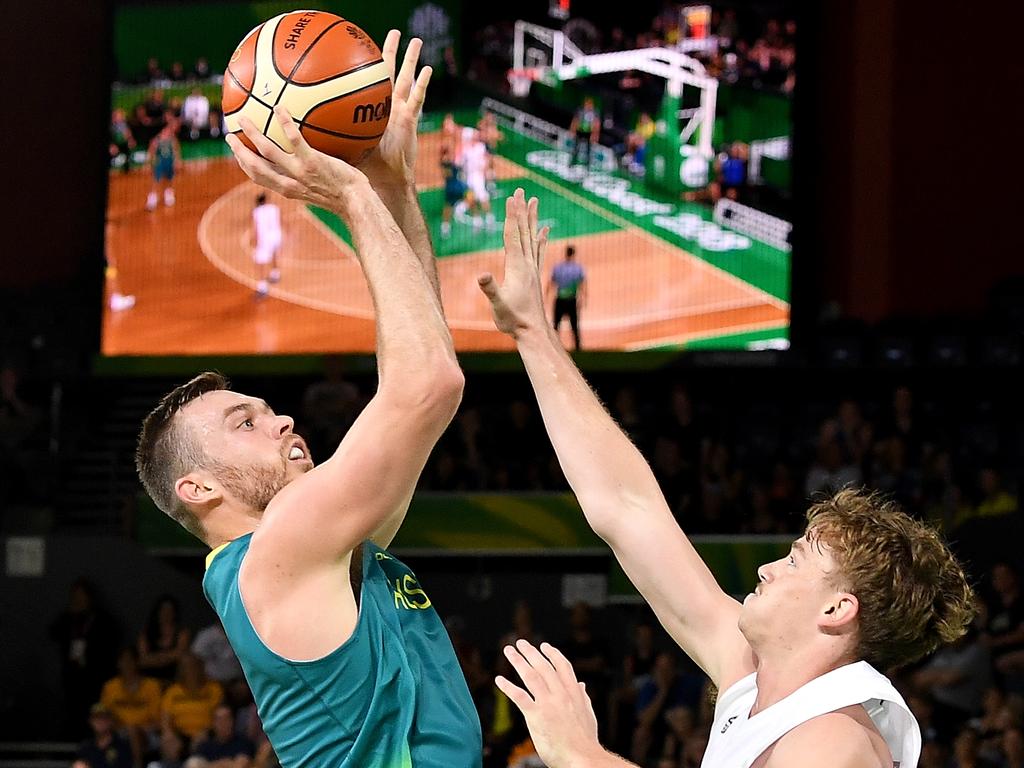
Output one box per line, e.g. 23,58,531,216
137,492,793,596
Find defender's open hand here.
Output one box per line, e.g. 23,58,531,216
496,639,602,768
478,189,550,338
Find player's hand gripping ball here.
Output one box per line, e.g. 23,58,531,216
223,11,392,165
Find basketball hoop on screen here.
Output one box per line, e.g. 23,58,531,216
508,67,541,98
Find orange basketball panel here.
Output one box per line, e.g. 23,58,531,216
272,11,343,79
289,21,382,85
300,125,380,165
222,69,250,115
302,80,393,139
223,22,260,111
228,130,261,154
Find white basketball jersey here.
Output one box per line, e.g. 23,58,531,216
462,141,489,178
701,661,921,768
253,203,282,243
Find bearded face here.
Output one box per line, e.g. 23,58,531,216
207,454,291,512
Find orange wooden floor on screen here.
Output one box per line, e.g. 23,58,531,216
103,133,788,355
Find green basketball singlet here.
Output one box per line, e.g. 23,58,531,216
204,535,482,768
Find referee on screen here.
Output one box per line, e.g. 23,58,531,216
547,243,586,350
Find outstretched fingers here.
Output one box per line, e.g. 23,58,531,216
504,640,553,697
394,37,423,103
503,193,522,257
527,196,539,258
407,65,433,119
536,225,551,270
539,642,581,700
381,29,401,81
516,193,534,266
495,674,535,713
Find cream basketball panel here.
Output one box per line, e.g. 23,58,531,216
277,60,391,121
252,16,290,99
263,61,390,151
228,12,296,152
224,99,276,146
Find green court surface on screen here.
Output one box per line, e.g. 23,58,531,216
491,123,790,303
173,122,788,311
309,176,620,257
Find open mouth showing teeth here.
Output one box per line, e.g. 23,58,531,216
288,446,306,461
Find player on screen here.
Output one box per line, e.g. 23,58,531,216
546,244,585,351
569,97,600,169
458,127,494,231
477,194,976,768
440,143,467,239
146,121,182,211
250,193,282,299
441,112,460,156
109,108,137,173
476,111,502,197
134,34,481,768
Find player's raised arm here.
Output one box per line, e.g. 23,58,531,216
478,191,753,688
359,32,442,304
226,106,462,565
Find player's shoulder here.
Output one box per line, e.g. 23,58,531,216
765,705,891,768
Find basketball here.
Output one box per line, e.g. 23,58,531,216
223,11,392,165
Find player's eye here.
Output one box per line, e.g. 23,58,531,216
239,418,254,429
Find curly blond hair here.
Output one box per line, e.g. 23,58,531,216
806,488,976,670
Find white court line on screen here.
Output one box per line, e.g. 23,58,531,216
623,319,790,351
198,182,378,320
509,161,791,313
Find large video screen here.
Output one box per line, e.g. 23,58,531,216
103,1,793,355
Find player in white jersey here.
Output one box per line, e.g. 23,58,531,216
478,193,976,768
457,127,493,229
251,193,282,299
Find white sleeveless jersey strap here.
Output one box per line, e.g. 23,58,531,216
701,661,921,768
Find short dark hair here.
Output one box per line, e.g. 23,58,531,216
566,245,576,258
136,372,230,542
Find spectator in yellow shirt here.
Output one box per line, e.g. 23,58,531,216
161,653,223,744
624,113,655,176
976,467,1018,518
101,647,162,767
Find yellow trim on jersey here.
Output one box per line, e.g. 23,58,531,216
206,543,230,571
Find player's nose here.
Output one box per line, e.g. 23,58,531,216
757,565,770,583
274,414,294,436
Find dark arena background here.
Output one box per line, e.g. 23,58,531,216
2,0,1023,766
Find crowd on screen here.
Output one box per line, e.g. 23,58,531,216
601,5,796,93
110,56,224,171
468,4,797,98
466,4,794,200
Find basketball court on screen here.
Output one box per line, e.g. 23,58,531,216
104,110,789,355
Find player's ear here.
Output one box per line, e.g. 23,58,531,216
819,591,859,634
175,472,222,507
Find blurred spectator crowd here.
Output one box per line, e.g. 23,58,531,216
53,552,1024,768
109,56,224,172
469,3,797,98
54,586,276,768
